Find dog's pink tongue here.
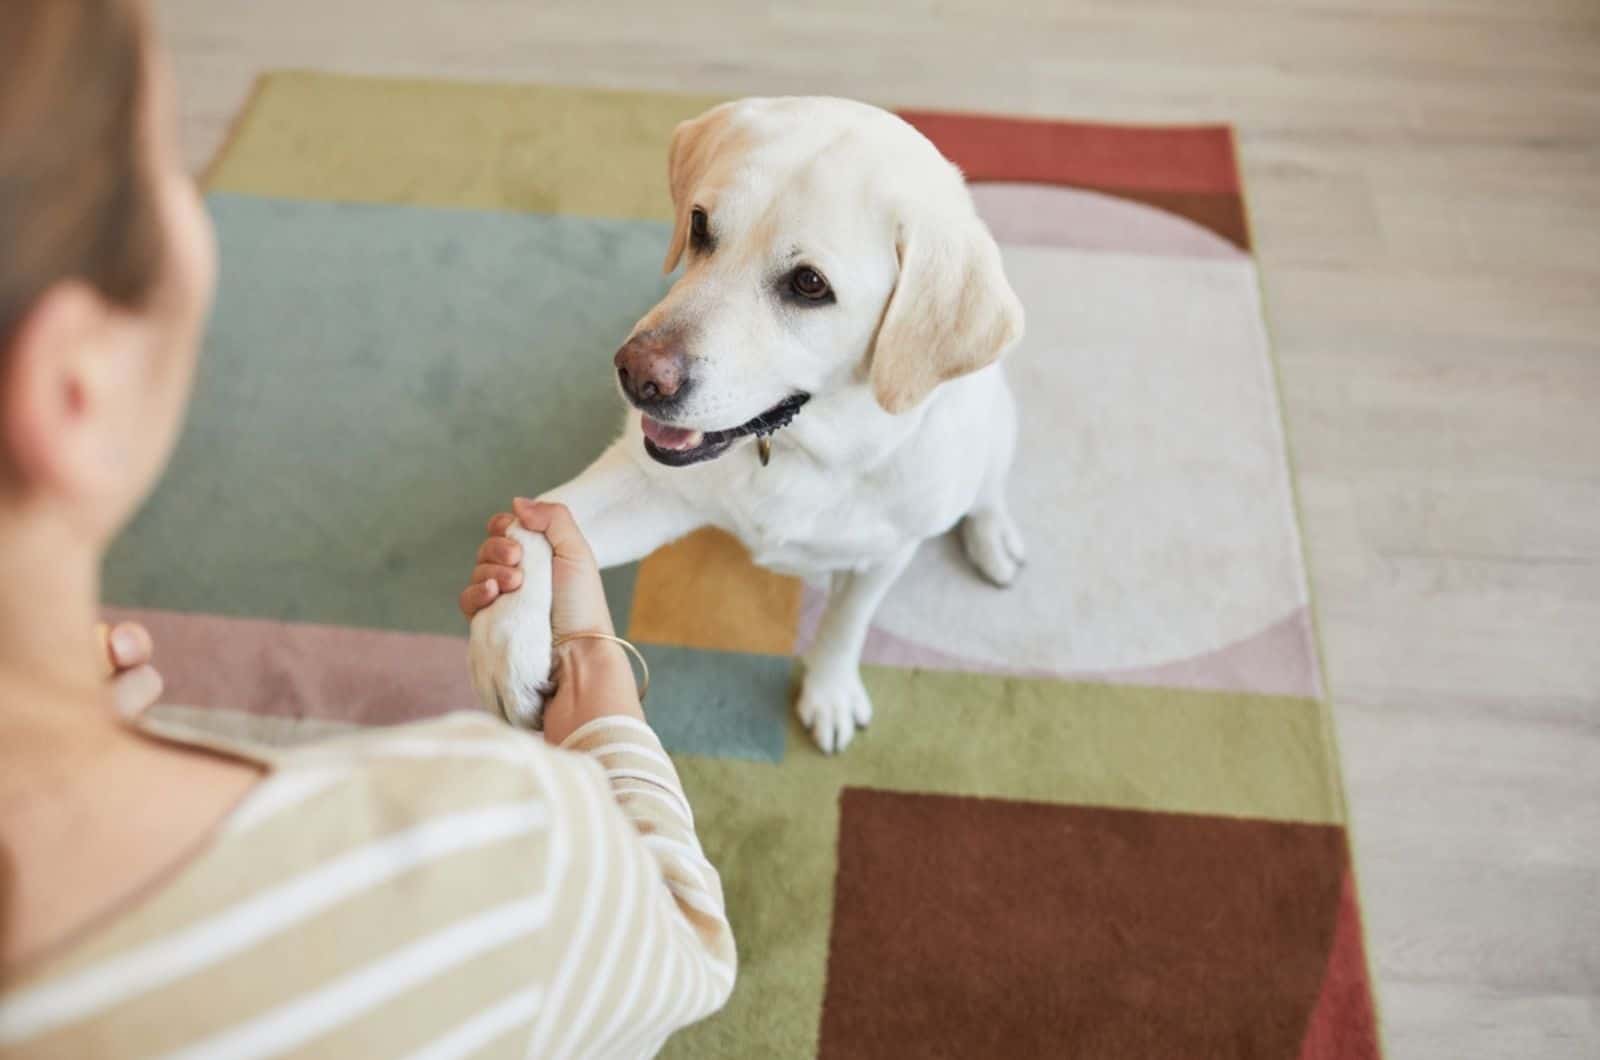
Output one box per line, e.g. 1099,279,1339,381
642,415,704,451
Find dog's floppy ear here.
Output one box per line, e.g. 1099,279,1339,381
662,102,739,274
869,206,1024,414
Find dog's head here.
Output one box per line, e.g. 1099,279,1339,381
616,97,1024,466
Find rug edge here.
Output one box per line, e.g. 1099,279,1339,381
1230,132,1389,1057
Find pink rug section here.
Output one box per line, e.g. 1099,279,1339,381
971,183,1247,260
104,607,481,725
1079,608,1323,700
797,593,1321,699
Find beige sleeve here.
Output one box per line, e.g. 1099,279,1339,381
518,716,736,1056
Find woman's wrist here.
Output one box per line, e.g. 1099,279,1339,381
540,637,646,745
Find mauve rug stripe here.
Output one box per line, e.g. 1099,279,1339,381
105,606,477,725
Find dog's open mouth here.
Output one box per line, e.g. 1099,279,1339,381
641,394,810,467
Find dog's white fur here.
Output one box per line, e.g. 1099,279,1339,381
471,97,1025,753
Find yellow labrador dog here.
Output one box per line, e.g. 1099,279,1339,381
471,97,1025,753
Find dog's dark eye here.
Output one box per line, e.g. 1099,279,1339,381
790,266,832,302
689,207,711,250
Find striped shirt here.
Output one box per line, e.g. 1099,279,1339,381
0,712,736,1058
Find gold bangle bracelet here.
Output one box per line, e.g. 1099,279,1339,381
551,632,651,703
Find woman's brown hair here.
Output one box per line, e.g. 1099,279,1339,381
0,0,165,347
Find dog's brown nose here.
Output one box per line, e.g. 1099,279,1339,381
614,330,688,405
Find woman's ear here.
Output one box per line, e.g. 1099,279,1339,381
661,102,740,274
868,207,1024,414
1,281,110,490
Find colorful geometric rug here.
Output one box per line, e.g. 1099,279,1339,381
107,72,1383,1058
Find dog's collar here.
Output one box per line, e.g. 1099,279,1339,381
749,394,809,468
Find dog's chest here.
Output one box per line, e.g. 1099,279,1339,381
743,519,904,575
711,460,939,575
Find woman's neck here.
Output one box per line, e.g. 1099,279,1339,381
0,502,110,736
0,505,263,967
0,504,135,946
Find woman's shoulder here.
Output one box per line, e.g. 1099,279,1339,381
0,713,579,1055
283,709,542,762
141,708,545,778
228,711,569,823
122,710,568,881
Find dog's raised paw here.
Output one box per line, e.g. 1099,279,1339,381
796,667,873,755
468,527,556,728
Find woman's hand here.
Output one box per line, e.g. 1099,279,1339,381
459,511,525,619
97,621,164,719
461,499,642,743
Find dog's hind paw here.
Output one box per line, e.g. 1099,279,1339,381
961,507,1026,587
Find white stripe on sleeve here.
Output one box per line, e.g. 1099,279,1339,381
522,763,610,1058
394,986,542,1060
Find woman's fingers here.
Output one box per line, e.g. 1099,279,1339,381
476,535,522,567
460,514,526,620
511,498,614,639
102,621,154,672
512,499,595,566
472,563,522,591
459,579,500,618
110,663,164,720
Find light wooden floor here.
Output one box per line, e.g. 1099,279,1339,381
155,2,1600,1055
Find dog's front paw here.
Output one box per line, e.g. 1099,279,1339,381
796,666,874,755
469,527,556,728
